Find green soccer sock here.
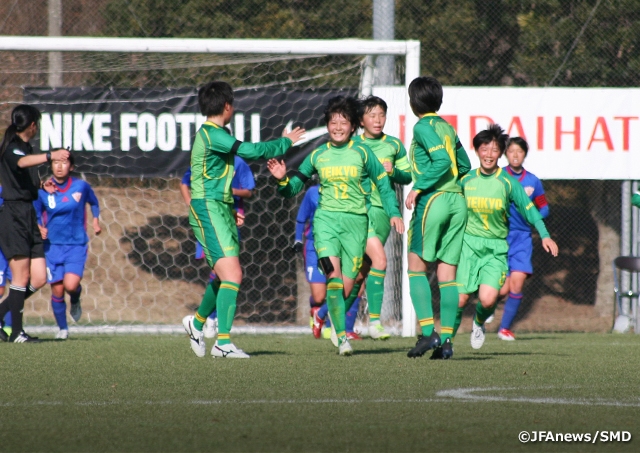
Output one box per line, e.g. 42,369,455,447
216,281,240,345
475,301,497,326
194,279,220,330
366,268,386,323
408,272,434,336
327,278,347,344
439,281,459,341
453,307,465,338
344,281,362,312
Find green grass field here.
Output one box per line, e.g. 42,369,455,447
1,333,638,452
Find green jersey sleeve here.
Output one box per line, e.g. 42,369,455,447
632,192,640,208
362,147,402,219
389,141,412,185
455,138,471,177
236,137,293,160
276,151,316,199
507,174,550,239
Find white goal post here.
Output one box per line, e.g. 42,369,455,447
0,36,420,337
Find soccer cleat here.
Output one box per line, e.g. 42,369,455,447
312,308,324,339
346,331,362,341
338,339,353,356
211,341,250,359
203,317,217,339
470,322,486,349
10,331,41,343
70,301,82,322
368,322,391,340
485,314,495,324
0,325,8,342
430,338,454,360
182,315,205,357
407,331,441,358
497,328,516,341
55,329,69,340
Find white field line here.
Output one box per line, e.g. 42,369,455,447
3,388,639,408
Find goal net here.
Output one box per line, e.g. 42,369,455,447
0,37,420,335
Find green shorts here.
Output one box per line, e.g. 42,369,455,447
367,205,391,244
456,234,508,294
313,209,367,280
408,191,467,265
189,199,239,268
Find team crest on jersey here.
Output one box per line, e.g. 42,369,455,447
72,192,82,202
12,149,25,156
48,194,56,209
524,186,535,196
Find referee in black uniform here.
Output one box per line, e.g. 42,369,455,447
0,105,69,343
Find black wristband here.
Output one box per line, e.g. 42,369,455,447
46,152,52,162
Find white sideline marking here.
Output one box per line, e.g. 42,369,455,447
436,387,640,408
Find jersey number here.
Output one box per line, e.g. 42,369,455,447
333,183,349,199
480,214,489,230
351,256,363,273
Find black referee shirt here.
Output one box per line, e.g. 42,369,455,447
0,136,40,201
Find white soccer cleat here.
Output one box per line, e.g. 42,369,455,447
326,313,339,347
368,322,391,340
470,322,486,350
55,329,69,340
485,314,495,324
338,339,353,356
203,317,217,339
182,315,205,357
70,301,82,322
211,341,250,359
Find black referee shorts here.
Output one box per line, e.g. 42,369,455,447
0,201,44,260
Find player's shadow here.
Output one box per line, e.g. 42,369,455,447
246,350,290,356
356,347,411,355
120,215,211,286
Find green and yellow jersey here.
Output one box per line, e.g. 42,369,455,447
190,121,292,203
460,168,550,240
409,114,471,196
277,140,402,219
352,133,411,207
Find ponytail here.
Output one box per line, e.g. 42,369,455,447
0,104,42,158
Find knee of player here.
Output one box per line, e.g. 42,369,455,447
458,293,470,308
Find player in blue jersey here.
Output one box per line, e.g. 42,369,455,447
180,155,255,338
496,137,549,341
34,153,101,340
0,187,13,336
294,184,363,340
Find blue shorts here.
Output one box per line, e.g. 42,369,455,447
0,251,11,287
45,244,88,283
507,229,533,275
195,241,205,260
304,241,326,284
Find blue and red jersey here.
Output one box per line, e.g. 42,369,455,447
295,185,319,243
504,166,549,232
34,177,100,245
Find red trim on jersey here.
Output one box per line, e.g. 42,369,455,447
506,166,526,182
54,177,73,193
534,194,548,209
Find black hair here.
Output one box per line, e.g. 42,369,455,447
198,81,234,117
324,96,359,134
472,124,508,155
408,76,443,114
0,104,41,158
506,136,529,156
358,95,387,118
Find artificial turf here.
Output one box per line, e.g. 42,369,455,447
0,332,638,452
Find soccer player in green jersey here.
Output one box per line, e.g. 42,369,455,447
183,81,305,359
456,124,558,352
267,96,404,356
350,96,412,340
404,77,472,360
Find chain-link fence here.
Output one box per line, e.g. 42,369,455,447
2,0,638,332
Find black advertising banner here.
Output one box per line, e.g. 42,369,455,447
24,87,356,177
